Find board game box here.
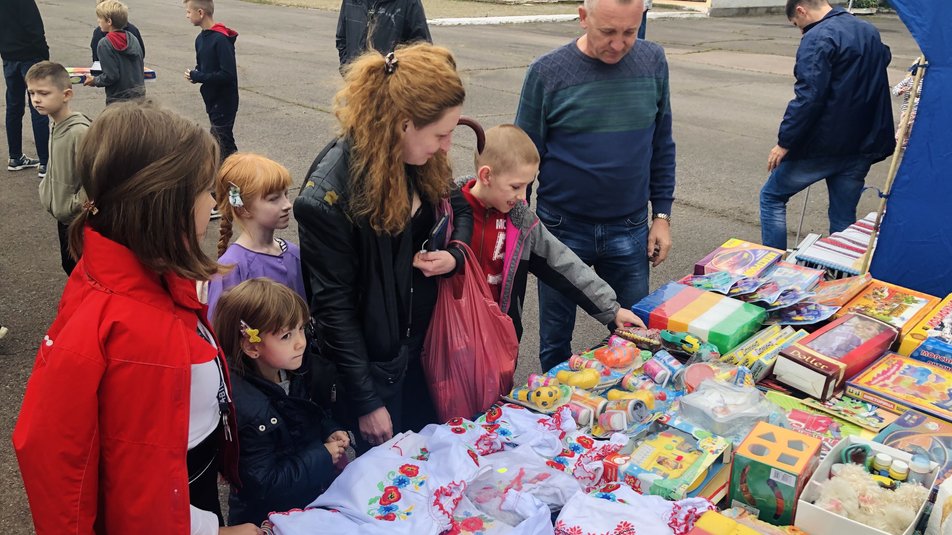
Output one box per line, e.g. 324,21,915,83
836,280,939,339
694,239,783,278
762,261,825,292
875,409,952,488
847,353,952,423
899,293,952,356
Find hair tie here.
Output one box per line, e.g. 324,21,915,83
384,51,399,75
227,182,244,208
82,200,99,215
240,319,261,343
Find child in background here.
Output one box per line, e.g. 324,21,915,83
83,0,145,104
28,61,91,276
454,124,644,368
90,0,145,63
213,278,349,525
184,0,239,160
207,153,305,321
13,100,259,535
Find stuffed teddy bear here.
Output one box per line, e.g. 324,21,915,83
815,463,928,535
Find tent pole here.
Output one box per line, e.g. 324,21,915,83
861,55,927,274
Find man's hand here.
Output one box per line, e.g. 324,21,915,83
647,218,672,268
413,250,456,277
358,406,393,446
184,69,193,82
324,440,346,464
82,76,95,87
767,144,789,172
614,308,645,329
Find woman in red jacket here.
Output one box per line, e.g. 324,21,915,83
13,101,260,535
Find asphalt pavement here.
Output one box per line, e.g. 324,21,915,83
0,0,918,530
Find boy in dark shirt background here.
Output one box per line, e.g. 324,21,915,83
90,0,144,63
184,0,239,162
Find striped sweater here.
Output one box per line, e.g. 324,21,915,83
515,39,676,222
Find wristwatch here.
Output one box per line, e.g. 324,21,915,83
652,213,671,224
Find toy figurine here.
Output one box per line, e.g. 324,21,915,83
556,368,601,390
511,385,562,410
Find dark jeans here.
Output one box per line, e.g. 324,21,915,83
208,107,237,161
57,222,77,275
759,154,874,250
536,205,650,372
4,59,49,164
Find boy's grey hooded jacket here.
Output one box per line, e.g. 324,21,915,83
93,30,145,104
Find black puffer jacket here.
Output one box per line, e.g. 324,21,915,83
294,138,472,418
335,0,431,66
227,363,342,526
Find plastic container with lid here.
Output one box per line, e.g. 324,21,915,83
907,454,931,485
889,459,909,482
871,452,893,476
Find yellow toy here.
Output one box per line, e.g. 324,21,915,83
606,389,656,409
691,511,761,535
556,368,600,389
512,385,562,410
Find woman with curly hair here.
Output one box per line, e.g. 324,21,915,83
295,43,472,451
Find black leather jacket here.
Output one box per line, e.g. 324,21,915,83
294,138,473,418
227,363,342,526
335,0,431,66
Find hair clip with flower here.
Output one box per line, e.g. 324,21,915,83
227,182,244,208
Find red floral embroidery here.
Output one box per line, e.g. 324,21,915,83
601,482,622,493
377,512,397,521
481,423,500,433
451,426,466,434
399,464,420,477
460,516,484,530
379,486,402,506
485,405,503,422
447,416,464,426
577,436,595,449
467,449,479,465
547,459,565,470
560,448,576,458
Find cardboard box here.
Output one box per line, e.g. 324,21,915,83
847,353,952,423
773,313,897,401
632,282,766,354
694,239,783,277
729,422,821,525
898,293,952,355
797,436,939,535
875,409,952,489
836,280,940,339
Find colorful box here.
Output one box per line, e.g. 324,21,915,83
632,282,766,354
899,293,952,355
730,422,821,526
847,353,952,423
773,314,898,401
875,409,952,488
608,416,730,500
836,280,939,339
812,273,874,306
762,261,825,292
695,239,783,277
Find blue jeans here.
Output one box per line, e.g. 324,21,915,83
536,205,650,372
759,155,874,250
4,59,49,164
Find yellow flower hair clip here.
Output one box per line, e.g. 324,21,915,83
240,320,261,343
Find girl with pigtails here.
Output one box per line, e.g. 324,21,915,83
295,43,473,452
206,153,306,322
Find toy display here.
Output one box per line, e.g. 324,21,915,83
661,330,721,362
847,353,952,422
679,271,743,294
730,422,821,526
836,280,940,338
690,509,807,535
774,314,898,401
875,409,952,488
765,391,868,460
694,239,783,277
812,463,929,535
899,292,952,356
507,373,572,413
632,282,766,354
67,65,157,85
613,326,663,352
722,325,808,382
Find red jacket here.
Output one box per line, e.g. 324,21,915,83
13,227,239,534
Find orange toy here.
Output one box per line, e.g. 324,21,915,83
594,345,638,368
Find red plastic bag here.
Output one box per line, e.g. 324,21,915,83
423,241,519,423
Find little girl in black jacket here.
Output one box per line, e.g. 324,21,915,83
212,278,350,526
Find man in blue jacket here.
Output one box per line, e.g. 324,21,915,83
760,0,894,250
